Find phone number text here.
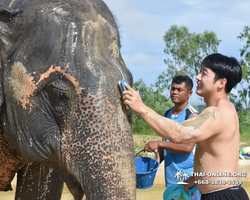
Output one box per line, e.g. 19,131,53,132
194,180,243,185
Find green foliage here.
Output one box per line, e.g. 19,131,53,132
237,109,250,145
157,25,221,94
132,25,221,135
163,25,221,76
196,104,206,113
238,110,250,134
132,79,173,135
236,26,250,109
228,93,244,111
131,25,250,139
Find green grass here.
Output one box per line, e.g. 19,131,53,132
133,128,250,154
133,134,161,154
240,128,250,147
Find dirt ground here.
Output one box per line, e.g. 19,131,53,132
1,183,250,200
0,185,166,200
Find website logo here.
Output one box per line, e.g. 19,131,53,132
174,170,189,184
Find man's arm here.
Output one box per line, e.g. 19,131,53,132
145,140,195,154
144,109,198,153
122,83,221,143
162,141,195,153
163,113,198,153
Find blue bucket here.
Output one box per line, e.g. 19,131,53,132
135,150,160,189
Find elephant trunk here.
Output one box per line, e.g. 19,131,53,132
61,91,136,199
84,150,136,200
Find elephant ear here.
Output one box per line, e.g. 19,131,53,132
0,3,19,22
0,4,20,49
0,4,19,109
0,67,3,110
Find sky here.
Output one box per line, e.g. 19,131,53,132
103,0,250,105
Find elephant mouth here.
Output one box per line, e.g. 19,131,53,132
0,135,28,191
0,183,12,192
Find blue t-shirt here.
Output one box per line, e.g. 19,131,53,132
163,104,198,187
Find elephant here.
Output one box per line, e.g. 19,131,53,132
0,0,136,199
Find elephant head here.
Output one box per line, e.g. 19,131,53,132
0,0,136,199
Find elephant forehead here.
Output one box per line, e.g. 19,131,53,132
82,14,120,83
81,14,122,92
82,14,120,62
9,62,82,110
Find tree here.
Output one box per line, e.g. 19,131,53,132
155,25,221,93
238,110,250,134
237,26,250,109
132,79,172,135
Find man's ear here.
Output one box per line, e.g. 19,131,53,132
187,90,193,98
218,78,227,90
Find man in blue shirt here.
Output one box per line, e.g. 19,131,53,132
144,75,201,200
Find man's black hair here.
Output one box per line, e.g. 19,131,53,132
172,75,193,90
201,53,242,93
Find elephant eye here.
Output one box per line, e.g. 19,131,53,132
43,80,74,125
47,80,70,99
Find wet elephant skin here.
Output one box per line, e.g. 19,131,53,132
0,0,136,199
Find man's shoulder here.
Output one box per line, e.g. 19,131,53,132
186,105,199,119
164,107,174,117
201,104,231,114
200,106,216,114
201,99,236,116
199,106,223,120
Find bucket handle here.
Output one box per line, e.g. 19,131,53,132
135,149,158,171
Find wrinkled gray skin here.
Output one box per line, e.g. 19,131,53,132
0,0,136,199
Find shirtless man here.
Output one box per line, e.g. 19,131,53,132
123,53,249,199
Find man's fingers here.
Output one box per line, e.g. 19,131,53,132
122,94,132,101
122,90,133,97
184,185,189,194
145,148,152,152
124,82,132,90
144,144,152,152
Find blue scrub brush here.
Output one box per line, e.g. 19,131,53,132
118,79,129,109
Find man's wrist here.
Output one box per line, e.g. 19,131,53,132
158,141,166,149
137,104,149,115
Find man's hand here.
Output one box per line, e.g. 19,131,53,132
144,141,161,152
122,82,147,114
184,176,196,195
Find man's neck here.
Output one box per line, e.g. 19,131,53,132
204,93,228,107
173,101,189,115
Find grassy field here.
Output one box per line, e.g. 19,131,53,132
133,132,250,154
133,134,161,154
240,127,250,145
